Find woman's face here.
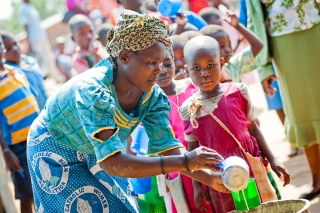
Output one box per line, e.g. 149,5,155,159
120,41,167,92
156,49,175,88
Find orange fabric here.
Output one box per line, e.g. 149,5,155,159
89,0,119,18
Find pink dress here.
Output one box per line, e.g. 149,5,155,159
167,79,213,213
180,83,267,213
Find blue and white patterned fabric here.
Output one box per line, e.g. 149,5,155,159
27,58,183,212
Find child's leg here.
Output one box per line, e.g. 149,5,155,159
9,142,34,212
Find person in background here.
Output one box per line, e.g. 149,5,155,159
109,0,143,26
238,0,302,158
96,23,113,59
200,10,263,82
66,0,90,16
89,0,119,22
198,7,222,25
169,35,189,80
1,32,47,110
69,14,101,76
26,10,228,213
180,35,289,213
246,0,320,200
19,0,64,82
54,36,73,81
0,35,38,213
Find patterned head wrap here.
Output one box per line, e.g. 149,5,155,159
106,10,172,59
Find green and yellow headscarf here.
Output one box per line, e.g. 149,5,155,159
106,10,172,60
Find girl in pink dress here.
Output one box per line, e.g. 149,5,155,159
179,36,290,213
156,47,213,213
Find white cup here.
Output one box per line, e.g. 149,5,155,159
221,156,250,192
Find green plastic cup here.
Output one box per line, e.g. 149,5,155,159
231,178,261,210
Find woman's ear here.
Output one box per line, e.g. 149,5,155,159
220,57,225,67
118,49,130,64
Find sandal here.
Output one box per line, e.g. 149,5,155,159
287,147,303,158
299,189,320,201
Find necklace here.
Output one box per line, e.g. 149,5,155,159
199,89,223,106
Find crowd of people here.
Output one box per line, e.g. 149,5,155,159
0,0,319,212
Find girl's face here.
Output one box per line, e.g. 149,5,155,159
172,44,185,76
72,23,94,50
120,41,166,92
156,49,175,88
213,32,233,63
186,48,224,94
3,37,21,64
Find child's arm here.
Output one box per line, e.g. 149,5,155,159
189,141,210,211
223,11,263,57
172,13,188,35
249,121,290,186
0,127,23,172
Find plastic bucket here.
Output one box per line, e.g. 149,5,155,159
130,177,152,194
158,0,183,18
231,178,261,210
228,199,310,213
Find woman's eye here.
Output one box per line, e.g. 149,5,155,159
208,64,214,68
148,61,156,66
164,63,173,68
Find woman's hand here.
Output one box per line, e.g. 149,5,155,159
193,181,210,211
185,146,224,172
270,161,290,187
262,75,278,98
3,149,23,172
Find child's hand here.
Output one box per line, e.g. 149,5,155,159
270,162,290,187
176,12,188,28
193,182,209,211
262,75,278,98
3,149,23,172
222,10,239,27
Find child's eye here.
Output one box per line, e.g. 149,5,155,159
208,64,215,68
192,67,200,71
165,63,173,68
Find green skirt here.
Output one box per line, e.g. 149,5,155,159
271,24,320,148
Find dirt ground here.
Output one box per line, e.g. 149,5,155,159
243,71,320,212
2,72,319,212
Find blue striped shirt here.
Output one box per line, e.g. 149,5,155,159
0,65,40,145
